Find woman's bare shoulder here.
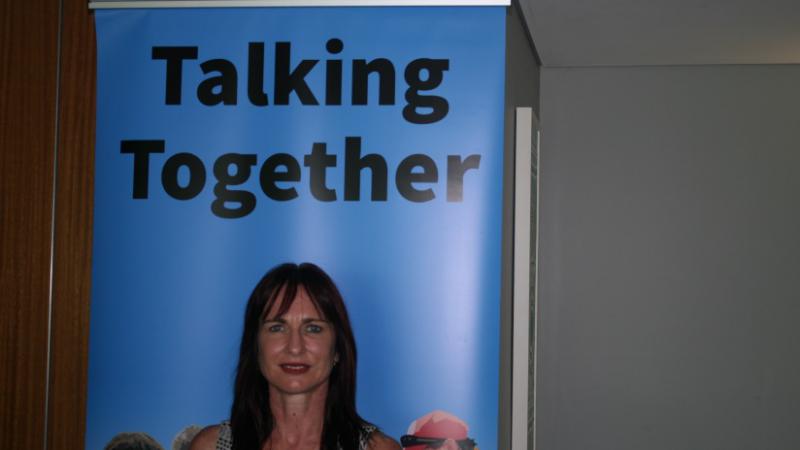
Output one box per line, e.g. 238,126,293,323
188,424,220,450
368,430,401,450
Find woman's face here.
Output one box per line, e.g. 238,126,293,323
258,287,337,396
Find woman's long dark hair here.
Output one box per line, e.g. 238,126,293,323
230,263,370,450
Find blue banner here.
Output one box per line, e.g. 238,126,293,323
89,7,505,450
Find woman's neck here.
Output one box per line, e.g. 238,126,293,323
266,383,328,450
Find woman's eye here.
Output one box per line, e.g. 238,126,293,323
266,324,284,333
305,324,323,333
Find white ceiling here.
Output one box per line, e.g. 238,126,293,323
518,0,800,67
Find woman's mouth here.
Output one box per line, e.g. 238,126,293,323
280,364,310,374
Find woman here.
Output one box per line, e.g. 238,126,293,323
191,263,399,450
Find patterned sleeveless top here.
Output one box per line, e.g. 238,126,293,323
215,421,376,450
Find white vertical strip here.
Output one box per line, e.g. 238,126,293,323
44,0,65,447
512,107,533,450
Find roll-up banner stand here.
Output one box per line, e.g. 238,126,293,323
87,1,516,449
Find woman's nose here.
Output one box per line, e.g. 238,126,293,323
287,328,304,354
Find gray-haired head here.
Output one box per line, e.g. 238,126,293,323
172,425,202,450
104,432,164,450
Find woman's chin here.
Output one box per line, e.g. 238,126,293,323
269,378,329,397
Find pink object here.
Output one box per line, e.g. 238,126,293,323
405,411,469,449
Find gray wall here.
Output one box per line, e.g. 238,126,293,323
537,65,800,450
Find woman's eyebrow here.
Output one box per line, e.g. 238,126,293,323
263,317,328,323
301,318,329,323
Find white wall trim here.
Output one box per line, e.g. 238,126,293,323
512,107,533,450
